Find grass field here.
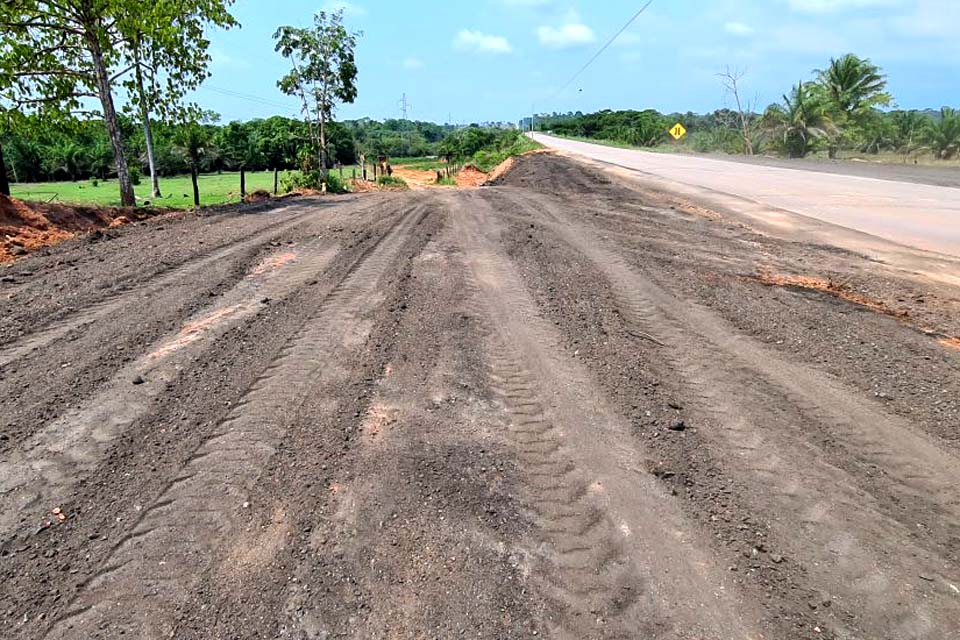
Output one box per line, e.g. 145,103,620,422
391,156,449,171
10,172,278,209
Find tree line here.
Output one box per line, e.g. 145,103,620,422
0,0,239,204
0,4,381,204
1,115,458,185
534,54,960,161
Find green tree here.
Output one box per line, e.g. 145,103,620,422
216,121,261,196
890,110,929,156
174,121,216,207
0,2,142,205
274,10,360,178
0,1,236,206
0,107,18,195
816,54,891,117
121,1,237,199
925,107,960,160
761,82,838,158
815,54,891,156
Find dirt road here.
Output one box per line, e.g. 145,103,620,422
532,133,960,259
1,154,958,639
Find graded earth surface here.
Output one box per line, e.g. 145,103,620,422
1,153,959,639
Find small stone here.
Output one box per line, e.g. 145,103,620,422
668,420,686,432
10,245,27,256
770,553,784,564
132,375,146,385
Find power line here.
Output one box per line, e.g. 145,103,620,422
200,85,295,111
547,0,656,103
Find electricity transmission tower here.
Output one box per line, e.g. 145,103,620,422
398,93,413,156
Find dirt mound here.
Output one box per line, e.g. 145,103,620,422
483,149,554,187
0,194,161,263
456,165,489,188
244,190,274,203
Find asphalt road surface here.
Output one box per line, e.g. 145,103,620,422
1,154,958,639
532,133,960,258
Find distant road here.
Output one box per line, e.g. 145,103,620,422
531,133,960,258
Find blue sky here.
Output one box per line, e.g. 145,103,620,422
194,0,960,124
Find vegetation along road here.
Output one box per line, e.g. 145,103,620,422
1,152,959,638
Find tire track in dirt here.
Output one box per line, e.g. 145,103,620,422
279,235,539,638
0,237,340,542
496,187,960,639
44,204,428,638
449,191,759,639
0,201,338,369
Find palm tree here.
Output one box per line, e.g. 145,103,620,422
761,82,838,158
816,54,891,117
174,124,215,207
890,110,930,159
925,108,960,160
46,141,89,181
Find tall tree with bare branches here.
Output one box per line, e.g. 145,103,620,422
718,66,756,155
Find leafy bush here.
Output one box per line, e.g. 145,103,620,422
688,128,743,154
470,133,540,172
129,166,142,186
90,178,99,187
280,170,350,194
324,172,349,194
376,175,408,189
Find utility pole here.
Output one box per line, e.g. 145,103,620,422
399,93,412,157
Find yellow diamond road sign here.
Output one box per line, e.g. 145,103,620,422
670,123,687,140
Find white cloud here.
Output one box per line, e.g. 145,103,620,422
320,1,367,16
724,21,754,36
537,11,596,49
787,0,902,13
454,30,513,54
403,57,424,70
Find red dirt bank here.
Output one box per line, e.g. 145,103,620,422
0,194,162,263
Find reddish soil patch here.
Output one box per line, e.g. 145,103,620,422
349,180,379,193
751,270,907,317
392,167,439,189
456,166,489,188
0,194,162,262
244,190,274,203
750,269,960,350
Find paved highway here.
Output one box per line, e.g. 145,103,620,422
532,133,960,258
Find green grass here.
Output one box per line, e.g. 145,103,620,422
390,156,449,171
469,134,544,172
376,175,409,189
10,172,278,209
